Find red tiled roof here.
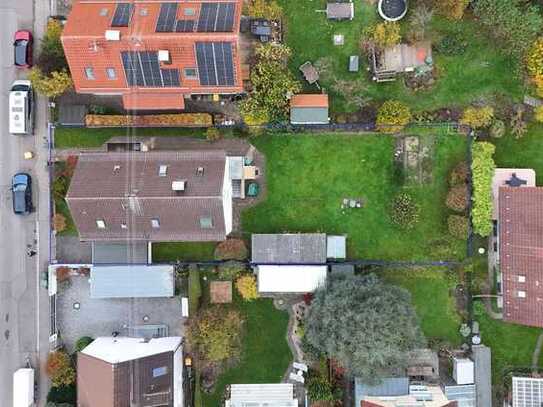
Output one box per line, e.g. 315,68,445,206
66,151,229,242
361,402,384,407
499,187,543,327
122,92,185,110
290,94,329,108
62,0,243,109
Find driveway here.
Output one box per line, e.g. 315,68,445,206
56,275,186,352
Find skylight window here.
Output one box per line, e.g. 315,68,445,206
200,216,213,229
96,219,106,229
151,218,160,228
159,165,168,176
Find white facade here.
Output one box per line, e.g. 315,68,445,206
226,384,297,407
222,159,233,236
173,344,184,407
82,336,182,364
453,358,474,385
257,265,327,293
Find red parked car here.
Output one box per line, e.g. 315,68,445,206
14,30,33,68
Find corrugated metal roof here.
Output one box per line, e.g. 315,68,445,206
290,106,329,124
257,265,327,293
228,384,296,406
355,377,409,402
444,384,476,407
513,377,543,407
90,265,174,298
252,233,327,264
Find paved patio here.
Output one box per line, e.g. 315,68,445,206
55,236,91,264
56,275,185,352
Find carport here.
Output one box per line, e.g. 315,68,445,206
90,265,174,299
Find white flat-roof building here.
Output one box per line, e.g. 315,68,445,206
257,265,327,293
226,384,298,407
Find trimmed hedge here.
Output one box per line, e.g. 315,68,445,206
471,142,495,236
85,113,212,128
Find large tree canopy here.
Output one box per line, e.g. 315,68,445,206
305,274,425,382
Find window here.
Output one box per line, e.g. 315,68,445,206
106,67,117,80
139,7,148,16
158,165,168,176
518,290,526,298
196,167,204,176
100,8,109,16
152,366,168,378
121,223,128,229
84,67,95,80
519,275,526,283
184,8,195,16
96,219,106,229
200,216,213,229
184,68,198,79
151,218,160,228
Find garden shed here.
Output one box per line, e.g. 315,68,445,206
90,264,174,298
326,2,354,20
326,235,346,259
290,94,329,125
256,265,327,293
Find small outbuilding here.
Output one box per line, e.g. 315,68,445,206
327,235,346,260
290,94,329,125
326,2,354,20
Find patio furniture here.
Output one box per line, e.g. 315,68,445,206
293,362,308,372
289,372,305,383
299,61,319,85
251,19,272,42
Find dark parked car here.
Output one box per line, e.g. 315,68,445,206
12,173,32,215
14,30,33,68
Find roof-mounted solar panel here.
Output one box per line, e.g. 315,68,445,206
111,3,134,27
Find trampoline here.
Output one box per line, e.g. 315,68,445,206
378,0,408,22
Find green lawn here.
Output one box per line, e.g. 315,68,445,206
201,295,291,406
243,130,467,260
54,127,208,149
383,268,461,345
152,242,217,262
55,198,77,236
473,302,542,384
494,124,543,183
278,0,523,114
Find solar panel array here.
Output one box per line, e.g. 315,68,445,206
111,3,134,27
121,51,180,87
195,42,235,86
176,19,195,32
197,3,235,32
156,3,179,32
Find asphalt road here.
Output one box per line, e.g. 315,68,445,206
0,1,51,406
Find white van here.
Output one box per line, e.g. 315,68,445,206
9,80,34,135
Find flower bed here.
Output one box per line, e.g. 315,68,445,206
85,113,213,128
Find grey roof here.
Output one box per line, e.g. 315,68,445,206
326,2,354,19
473,345,492,407
251,234,327,264
444,384,476,407
92,242,148,264
326,235,346,259
66,151,228,242
330,264,354,275
354,377,409,403
290,107,329,125
90,265,174,298
349,55,359,72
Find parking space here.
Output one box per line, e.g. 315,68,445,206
56,275,185,352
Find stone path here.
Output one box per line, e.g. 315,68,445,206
532,332,543,373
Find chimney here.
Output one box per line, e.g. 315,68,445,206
158,50,171,64
172,181,186,192
105,30,121,41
